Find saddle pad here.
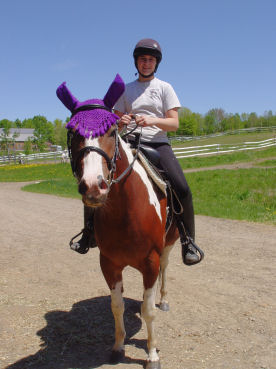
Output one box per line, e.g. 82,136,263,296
133,150,167,196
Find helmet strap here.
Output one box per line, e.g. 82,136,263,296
137,70,155,78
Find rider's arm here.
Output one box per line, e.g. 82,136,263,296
114,108,179,132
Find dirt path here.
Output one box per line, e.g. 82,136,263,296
0,182,275,369
184,157,276,172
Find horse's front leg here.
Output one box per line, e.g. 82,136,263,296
141,250,161,369
100,253,125,363
159,245,174,311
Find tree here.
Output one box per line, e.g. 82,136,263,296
24,137,32,155
0,120,19,155
52,119,67,149
32,115,53,152
178,108,198,136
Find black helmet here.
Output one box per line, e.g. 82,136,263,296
133,38,162,73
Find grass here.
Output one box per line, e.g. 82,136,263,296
186,168,276,224
171,130,276,147
178,147,276,169
0,146,275,224
0,162,72,182
255,159,276,167
22,178,80,199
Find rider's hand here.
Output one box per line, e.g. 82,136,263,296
135,115,155,127
118,114,133,128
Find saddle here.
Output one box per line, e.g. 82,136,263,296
127,137,181,234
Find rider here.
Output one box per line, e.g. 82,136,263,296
114,38,202,265
71,38,203,265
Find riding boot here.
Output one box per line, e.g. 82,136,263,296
69,206,97,254
174,191,204,265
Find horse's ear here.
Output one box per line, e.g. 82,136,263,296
56,82,79,112
103,74,125,109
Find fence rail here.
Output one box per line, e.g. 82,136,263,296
173,138,276,159
169,126,276,143
0,150,68,165
1,135,276,165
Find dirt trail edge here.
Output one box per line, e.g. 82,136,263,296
0,182,275,369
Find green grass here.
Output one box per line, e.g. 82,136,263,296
0,162,72,182
178,147,276,169
186,168,276,224
1,147,276,224
22,178,80,199
171,130,276,147
255,159,276,167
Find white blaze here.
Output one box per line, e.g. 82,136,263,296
82,137,104,186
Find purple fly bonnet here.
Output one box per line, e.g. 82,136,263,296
56,74,125,138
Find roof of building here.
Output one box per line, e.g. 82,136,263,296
0,128,34,142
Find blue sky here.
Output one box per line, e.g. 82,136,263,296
0,0,275,122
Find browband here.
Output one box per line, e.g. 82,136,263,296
71,104,112,118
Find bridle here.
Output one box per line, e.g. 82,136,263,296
67,104,141,188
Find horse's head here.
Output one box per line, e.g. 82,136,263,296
56,74,125,207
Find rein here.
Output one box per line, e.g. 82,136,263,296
67,104,142,187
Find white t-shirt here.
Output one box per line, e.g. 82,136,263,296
114,77,181,143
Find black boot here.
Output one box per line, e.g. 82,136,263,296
69,206,97,254
175,191,204,265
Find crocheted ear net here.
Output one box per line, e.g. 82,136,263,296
56,74,125,138
66,99,120,138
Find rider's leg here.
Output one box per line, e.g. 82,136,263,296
69,206,97,254
150,142,203,265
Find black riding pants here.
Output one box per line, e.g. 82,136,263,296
139,141,196,240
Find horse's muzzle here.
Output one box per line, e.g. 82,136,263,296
79,180,109,207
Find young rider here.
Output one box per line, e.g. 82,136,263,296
72,38,203,265
114,38,202,265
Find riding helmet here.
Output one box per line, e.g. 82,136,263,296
133,38,162,72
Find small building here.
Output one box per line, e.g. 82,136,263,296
0,128,34,151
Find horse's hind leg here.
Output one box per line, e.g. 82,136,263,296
100,254,125,363
159,245,174,311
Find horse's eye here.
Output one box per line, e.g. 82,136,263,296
109,130,116,137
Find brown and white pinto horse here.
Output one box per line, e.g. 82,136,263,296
70,125,179,368
57,75,179,368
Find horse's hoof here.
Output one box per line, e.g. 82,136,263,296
159,301,170,311
145,360,161,369
109,349,125,364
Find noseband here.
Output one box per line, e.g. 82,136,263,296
67,104,120,184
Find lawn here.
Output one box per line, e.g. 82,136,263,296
1,146,275,224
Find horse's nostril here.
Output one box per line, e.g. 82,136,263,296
98,175,108,190
99,180,108,190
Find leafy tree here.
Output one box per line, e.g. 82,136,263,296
206,108,226,132
24,137,32,155
52,119,67,149
15,119,22,128
22,118,34,128
178,108,198,136
0,120,19,155
32,115,53,152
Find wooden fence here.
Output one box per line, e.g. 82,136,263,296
173,138,276,159
1,133,275,165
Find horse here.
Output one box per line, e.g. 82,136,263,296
57,74,179,369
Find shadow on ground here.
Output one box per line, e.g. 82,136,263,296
6,296,146,369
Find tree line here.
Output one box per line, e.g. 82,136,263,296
0,109,275,154
174,108,276,137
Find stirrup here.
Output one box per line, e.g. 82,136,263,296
181,236,204,266
69,229,90,254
